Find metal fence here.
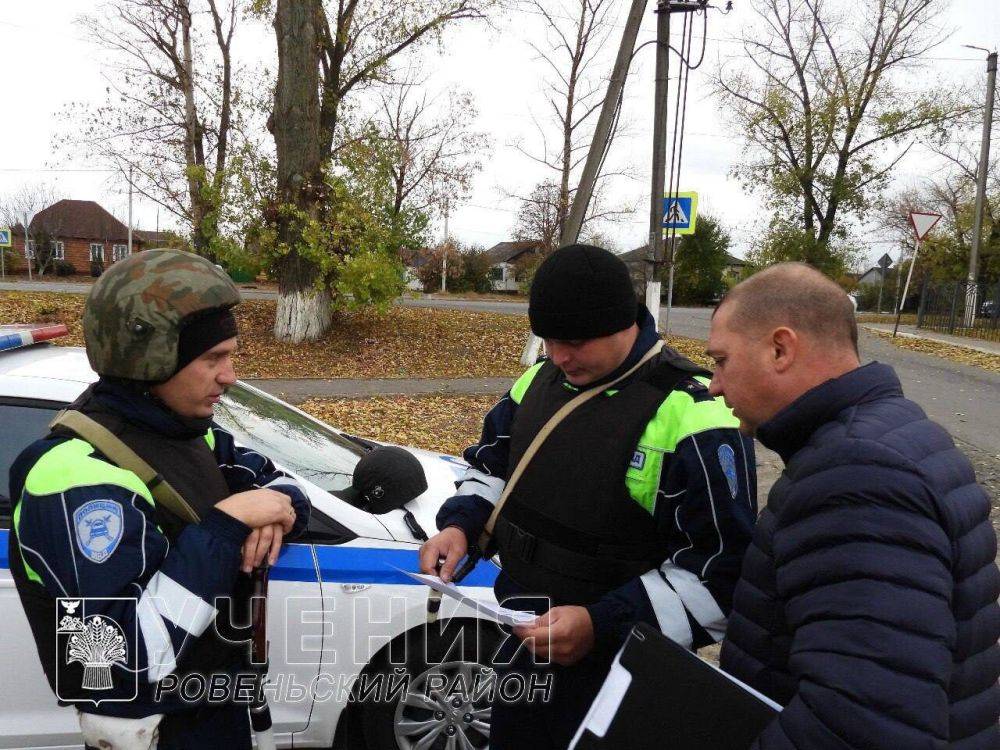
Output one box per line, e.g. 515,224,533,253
915,280,1000,343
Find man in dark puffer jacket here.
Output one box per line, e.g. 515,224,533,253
707,262,999,749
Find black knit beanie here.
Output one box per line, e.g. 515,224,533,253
174,307,238,374
529,244,637,340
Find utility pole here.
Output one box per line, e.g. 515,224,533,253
522,0,647,366
441,197,450,294
24,212,32,281
127,165,134,259
966,48,996,326
646,0,671,332
561,0,648,246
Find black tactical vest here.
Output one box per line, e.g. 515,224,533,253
495,348,708,606
10,387,248,703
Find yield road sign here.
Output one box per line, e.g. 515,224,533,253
0,228,11,247
662,192,698,236
909,212,942,240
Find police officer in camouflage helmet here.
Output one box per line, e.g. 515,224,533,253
83,248,242,382
9,248,312,749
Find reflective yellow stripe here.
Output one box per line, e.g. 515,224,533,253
23,439,154,505
626,377,739,514
510,362,546,404
12,500,41,584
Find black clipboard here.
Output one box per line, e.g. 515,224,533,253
570,623,780,749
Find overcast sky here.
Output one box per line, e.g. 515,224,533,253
1,0,998,267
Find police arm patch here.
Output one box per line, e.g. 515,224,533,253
717,444,739,499
73,500,125,564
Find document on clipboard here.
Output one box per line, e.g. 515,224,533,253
399,569,537,627
570,623,781,750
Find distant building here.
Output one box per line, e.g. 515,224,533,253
723,252,747,279
484,240,545,291
619,245,749,298
399,247,434,291
618,245,652,296
857,266,887,287
7,199,164,274
133,229,174,247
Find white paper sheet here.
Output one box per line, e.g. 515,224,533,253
400,569,537,626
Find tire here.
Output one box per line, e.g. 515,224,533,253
358,618,503,750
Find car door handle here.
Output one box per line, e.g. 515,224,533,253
341,583,371,594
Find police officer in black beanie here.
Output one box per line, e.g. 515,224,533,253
421,244,757,748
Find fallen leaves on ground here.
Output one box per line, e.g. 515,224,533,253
1,291,529,379
234,301,527,378
856,313,917,325
295,336,714,456
300,395,498,456
0,292,86,344
662,334,713,369
867,329,1000,373
1,290,713,379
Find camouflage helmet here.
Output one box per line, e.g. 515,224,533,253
83,248,241,381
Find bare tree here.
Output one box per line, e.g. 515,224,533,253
67,0,240,258
513,0,634,239
314,0,491,160
885,143,1000,281
375,72,489,221
0,184,62,276
266,0,493,341
716,0,969,246
513,180,562,251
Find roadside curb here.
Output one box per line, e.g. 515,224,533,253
861,324,1000,357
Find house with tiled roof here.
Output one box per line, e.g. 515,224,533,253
6,200,166,275
484,240,545,291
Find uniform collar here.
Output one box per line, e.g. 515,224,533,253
91,378,214,440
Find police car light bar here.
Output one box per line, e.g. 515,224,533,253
0,324,70,353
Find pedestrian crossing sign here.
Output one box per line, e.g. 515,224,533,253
661,192,698,236
0,228,11,247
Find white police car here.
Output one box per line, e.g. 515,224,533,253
0,326,502,750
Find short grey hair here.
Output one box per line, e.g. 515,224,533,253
716,262,858,354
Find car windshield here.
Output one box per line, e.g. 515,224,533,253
213,383,363,493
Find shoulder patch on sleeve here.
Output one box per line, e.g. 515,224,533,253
73,499,125,563
717,443,738,498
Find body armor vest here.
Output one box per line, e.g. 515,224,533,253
495,348,708,606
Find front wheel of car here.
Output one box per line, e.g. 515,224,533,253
358,619,502,750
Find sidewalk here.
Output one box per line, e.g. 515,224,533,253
862,324,1000,356
247,376,514,404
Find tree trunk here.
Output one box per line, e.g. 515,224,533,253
273,0,329,342
178,0,212,259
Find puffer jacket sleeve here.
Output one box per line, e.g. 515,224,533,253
756,447,955,749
